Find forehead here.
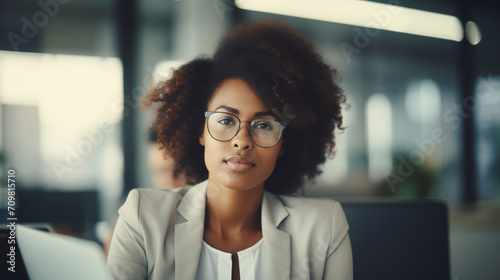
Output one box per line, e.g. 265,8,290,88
207,78,270,111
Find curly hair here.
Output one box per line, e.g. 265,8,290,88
143,19,347,195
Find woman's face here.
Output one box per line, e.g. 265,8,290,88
200,78,284,191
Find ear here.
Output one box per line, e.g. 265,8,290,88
278,142,286,157
199,133,205,146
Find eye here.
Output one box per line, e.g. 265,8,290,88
217,117,235,126
253,120,274,130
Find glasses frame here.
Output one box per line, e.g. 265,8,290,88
204,111,286,148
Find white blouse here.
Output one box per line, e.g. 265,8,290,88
195,238,269,280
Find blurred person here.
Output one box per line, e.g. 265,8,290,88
107,19,352,280
148,128,188,189
102,129,188,257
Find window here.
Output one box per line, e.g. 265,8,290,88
366,93,392,181
0,51,123,219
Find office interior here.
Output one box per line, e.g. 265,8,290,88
0,0,499,279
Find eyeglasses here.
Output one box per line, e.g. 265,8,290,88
204,111,286,148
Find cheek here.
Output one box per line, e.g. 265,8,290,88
259,147,282,172
265,141,284,163
202,134,223,171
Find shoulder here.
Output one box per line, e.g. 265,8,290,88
118,186,193,219
126,186,190,203
276,194,344,219
270,193,349,250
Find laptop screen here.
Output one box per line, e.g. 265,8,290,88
16,225,112,280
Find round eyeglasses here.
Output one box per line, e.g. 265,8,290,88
204,111,286,148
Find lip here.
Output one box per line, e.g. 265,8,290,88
224,156,255,172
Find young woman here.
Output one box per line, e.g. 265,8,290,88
107,19,352,280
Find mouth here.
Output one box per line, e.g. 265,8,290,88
224,156,256,172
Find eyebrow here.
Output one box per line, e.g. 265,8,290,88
214,105,276,117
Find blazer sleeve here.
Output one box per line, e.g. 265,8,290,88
323,202,353,280
107,189,148,280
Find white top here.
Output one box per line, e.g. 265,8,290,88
195,238,269,280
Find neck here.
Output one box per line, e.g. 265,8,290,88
205,176,264,237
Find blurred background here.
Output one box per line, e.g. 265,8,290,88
0,0,499,279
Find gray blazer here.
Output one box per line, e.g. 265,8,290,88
107,180,352,280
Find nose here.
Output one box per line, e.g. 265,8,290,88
231,121,253,150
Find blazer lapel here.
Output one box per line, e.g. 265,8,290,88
262,191,291,280
174,181,208,280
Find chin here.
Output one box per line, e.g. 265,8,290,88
213,170,265,192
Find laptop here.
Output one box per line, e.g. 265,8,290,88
340,200,450,280
16,225,112,280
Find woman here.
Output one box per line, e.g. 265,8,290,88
107,19,352,280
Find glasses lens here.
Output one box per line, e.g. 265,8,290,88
207,112,239,141
250,119,283,147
